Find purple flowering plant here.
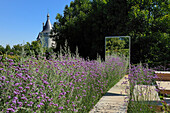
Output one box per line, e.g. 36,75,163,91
0,47,128,112
125,64,162,113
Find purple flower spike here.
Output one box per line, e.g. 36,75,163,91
40,102,44,105
27,104,32,106
54,104,58,106
15,83,19,86
13,97,18,100
43,81,49,85
8,59,13,62
7,108,15,112
37,104,41,108
58,106,63,109
2,76,6,81
25,86,30,89
12,100,16,104
18,87,23,90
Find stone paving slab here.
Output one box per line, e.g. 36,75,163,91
89,75,129,113
156,81,170,90
155,71,170,74
133,85,160,101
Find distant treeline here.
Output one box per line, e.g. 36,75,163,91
0,41,53,59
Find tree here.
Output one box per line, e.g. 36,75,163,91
126,0,169,64
0,45,5,55
12,44,22,55
52,0,169,64
52,0,128,60
23,42,32,56
5,44,11,54
29,41,42,56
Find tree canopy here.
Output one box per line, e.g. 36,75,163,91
51,0,169,64
52,0,128,60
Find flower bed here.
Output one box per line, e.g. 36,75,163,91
126,65,170,112
0,54,128,113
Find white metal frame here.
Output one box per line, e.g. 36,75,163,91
105,36,131,73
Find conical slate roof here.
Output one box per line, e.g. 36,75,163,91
42,13,52,33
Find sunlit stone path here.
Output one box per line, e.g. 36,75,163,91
89,75,129,113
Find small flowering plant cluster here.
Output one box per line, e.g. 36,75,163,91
0,54,20,63
126,65,160,112
0,53,128,112
152,64,170,71
128,65,157,86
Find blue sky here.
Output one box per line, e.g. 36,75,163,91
0,0,73,48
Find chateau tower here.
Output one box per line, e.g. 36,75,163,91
37,13,55,48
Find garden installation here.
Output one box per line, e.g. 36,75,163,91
102,36,170,113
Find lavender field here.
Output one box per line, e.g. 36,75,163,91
0,52,128,113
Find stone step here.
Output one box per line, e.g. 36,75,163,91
155,71,170,81
156,81,170,95
155,71,170,74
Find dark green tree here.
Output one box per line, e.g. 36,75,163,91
126,0,169,64
5,44,11,54
52,0,169,65
12,44,22,55
0,45,5,55
52,0,128,60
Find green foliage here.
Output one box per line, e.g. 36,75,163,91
53,0,169,64
52,0,127,60
12,44,22,55
106,38,129,57
0,40,53,60
0,45,5,55
127,0,169,64
106,38,126,50
5,45,11,54
128,101,157,113
1,54,20,62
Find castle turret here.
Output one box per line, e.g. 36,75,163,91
42,13,52,33
37,13,55,48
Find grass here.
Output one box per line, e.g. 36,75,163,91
0,45,128,113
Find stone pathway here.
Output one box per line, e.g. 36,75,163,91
89,75,129,113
